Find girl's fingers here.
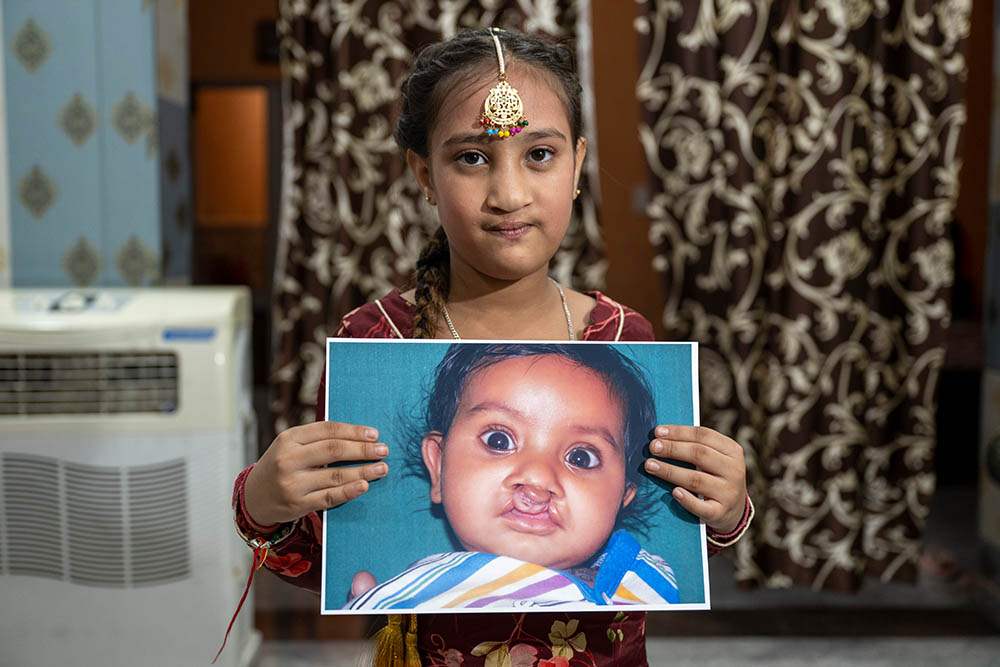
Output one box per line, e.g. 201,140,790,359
648,426,748,533
291,420,380,446
300,462,389,494
304,478,371,511
644,458,727,500
298,438,389,467
649,438,730,476
670,487,724,524
653,425,742,458
646,457,745,530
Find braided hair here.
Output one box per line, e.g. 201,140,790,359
395,29,583,338
412,227,451,339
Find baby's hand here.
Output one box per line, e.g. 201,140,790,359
349,570,377,601
644,425,746,534
243,421,389,527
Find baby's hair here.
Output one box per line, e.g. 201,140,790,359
408,343,659,536
394,29,584,338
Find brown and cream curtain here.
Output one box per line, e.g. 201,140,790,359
271,0,602,431
638,1,967,590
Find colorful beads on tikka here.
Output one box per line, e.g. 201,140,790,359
482,119,529,140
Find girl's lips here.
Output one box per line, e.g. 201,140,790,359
485,222,532,240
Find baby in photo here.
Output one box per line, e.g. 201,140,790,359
345,343,679,610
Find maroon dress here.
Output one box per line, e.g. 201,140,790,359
233,289,751,666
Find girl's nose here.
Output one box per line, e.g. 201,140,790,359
486,159,531,212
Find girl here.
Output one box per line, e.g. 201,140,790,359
345,342,680,610
235,28,751,666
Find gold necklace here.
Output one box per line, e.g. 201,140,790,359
440,278,574,340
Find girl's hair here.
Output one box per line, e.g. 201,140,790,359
395,29,584,338
409,343,659,537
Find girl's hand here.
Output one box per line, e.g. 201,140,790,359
644,425,747,534
243,421,389,527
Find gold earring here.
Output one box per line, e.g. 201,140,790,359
574,188,581,199
425,193,432,203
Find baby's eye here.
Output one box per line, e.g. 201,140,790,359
458,151,486,166
527,148,554,163
481,430,515,452
565,447,601,470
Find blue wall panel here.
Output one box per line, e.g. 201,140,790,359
158,99,191,283
3,0,165,287
4,0,103,285
97,0,160,286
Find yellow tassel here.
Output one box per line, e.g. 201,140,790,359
404,614,421,667
372,615,405,667
371,614,422,667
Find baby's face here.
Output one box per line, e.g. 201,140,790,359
422,355,636,570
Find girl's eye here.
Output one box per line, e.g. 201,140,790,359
481,430,515,452
565,447,601,470
528,148,553,163
458,151,486,166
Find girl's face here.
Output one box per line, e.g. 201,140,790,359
407,66,587,283
421,355,636,570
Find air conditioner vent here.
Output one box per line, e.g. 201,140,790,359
0,454,190,587
0,352,179,416
66,464,126,587
128,462,190,585
2,455,63,579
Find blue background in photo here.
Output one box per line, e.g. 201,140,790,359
323,340,704,610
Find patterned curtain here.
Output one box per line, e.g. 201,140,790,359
637,1,967,590
271,0,602,431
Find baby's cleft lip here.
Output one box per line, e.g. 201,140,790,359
501,507,559,534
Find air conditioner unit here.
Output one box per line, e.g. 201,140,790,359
0,288,259,667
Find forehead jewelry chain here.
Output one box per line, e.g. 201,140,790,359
440,278,574,341
480,28,528,139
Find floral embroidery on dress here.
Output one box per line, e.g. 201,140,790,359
548,619,586,659
262,551,311,577
429,618,612,667
537,658,569,667
441,648,464,666
509,644,539,667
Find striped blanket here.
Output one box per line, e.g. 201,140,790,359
344,530,679,610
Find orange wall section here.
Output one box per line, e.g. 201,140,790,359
193,87,270,227
189,0,280,82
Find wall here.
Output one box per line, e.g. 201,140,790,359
591,0,664,337
0,1,9,287
954,0,993,317
189,0,280,82
189,1,279,295
2,0,161,286
157,0,192,285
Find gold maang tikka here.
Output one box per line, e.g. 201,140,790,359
479,28,528,139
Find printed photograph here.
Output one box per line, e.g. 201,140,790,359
321,340,709,614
